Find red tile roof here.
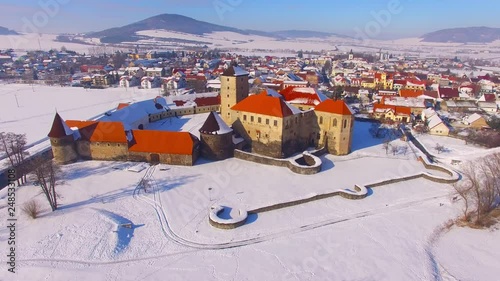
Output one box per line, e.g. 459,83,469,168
279,87,324,106
65,120,127,143
117,103,130,110
399,89,424,98
314,99,352,115
129,130,197,155
423,90,439,99
438,87,459,99
373,104,411,116
231,91,294,118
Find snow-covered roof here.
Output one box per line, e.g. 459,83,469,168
427,114,444,129
464,113,483,124
98,97,170,130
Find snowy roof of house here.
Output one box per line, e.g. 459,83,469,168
129,130,197,155
279,87,328,106
48,113,74,138
99,97,170,131
478,93,497,102
427,115,444,130
464,113,484,124
199,111,232,135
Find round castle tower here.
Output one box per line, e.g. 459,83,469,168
199,111,233,161
48,113,79,164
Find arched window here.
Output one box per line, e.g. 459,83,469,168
319,116,323,124
343,119,347,129
332,118,338,127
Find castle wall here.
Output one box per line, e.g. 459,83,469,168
75,141,128,161
128,151,197,166
200,132,233,160
50,136,79,164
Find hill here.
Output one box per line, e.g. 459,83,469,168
0,26,18,35
87,13,276,43
421,27,500,43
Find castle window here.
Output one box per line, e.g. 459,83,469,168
243,115,247,121
107,143,110,147
227,78,229,81
266,119,269,125
251,116,254,122
319,116,323,124
332,118,338,127
274,120,278,126
258,117,261,123
343,119,347,129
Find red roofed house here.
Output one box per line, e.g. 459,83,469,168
372,104,412,123
438,87,460,100
399,89,424,98
279,86,329,111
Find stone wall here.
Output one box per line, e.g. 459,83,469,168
234,149,322,175
128,151,197,166
50,136,79,164
75,141,128,161
200,132,233,160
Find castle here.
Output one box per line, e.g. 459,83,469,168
48,65,354,166
221,65,354,158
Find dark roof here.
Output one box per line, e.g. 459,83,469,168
199,112,221,133
47,113,70,138
439,87,459,99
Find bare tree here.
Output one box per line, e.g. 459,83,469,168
390,145,399,156
0,132,29,185
434,143,445,154
453,153,500,226
382,139,391,155
401,145,409,156
30,159,61,211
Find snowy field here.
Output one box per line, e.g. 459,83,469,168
414,133,500,163
3,32,500,62
0,84,163,143
0,117,498,280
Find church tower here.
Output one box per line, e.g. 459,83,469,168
48,113,79,164
220,64,249,125
348,49,354,60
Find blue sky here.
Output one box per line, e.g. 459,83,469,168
0,0,499,38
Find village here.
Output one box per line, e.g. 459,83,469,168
1,44,500,281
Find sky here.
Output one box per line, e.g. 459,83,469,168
0,0,499,39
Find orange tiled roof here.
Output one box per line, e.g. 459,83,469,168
65,120,127,143
117,103,130,110
231,91,294,118
129,130,197,155
314,99,352,115
399,89,424,98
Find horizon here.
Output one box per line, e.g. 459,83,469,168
0,0,499,39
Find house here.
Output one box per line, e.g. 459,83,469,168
427,114,450,136
372,104,412,123
463,113,489,129
141,76,161,89
438,87,460,100
279,86,329,111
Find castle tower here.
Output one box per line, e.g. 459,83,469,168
47,113,79,164
199,111,234,161
314,100,354,155
220,65,249,125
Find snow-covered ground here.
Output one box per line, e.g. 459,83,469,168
414,133,500,163
0,114,498,280
0,84,163,143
